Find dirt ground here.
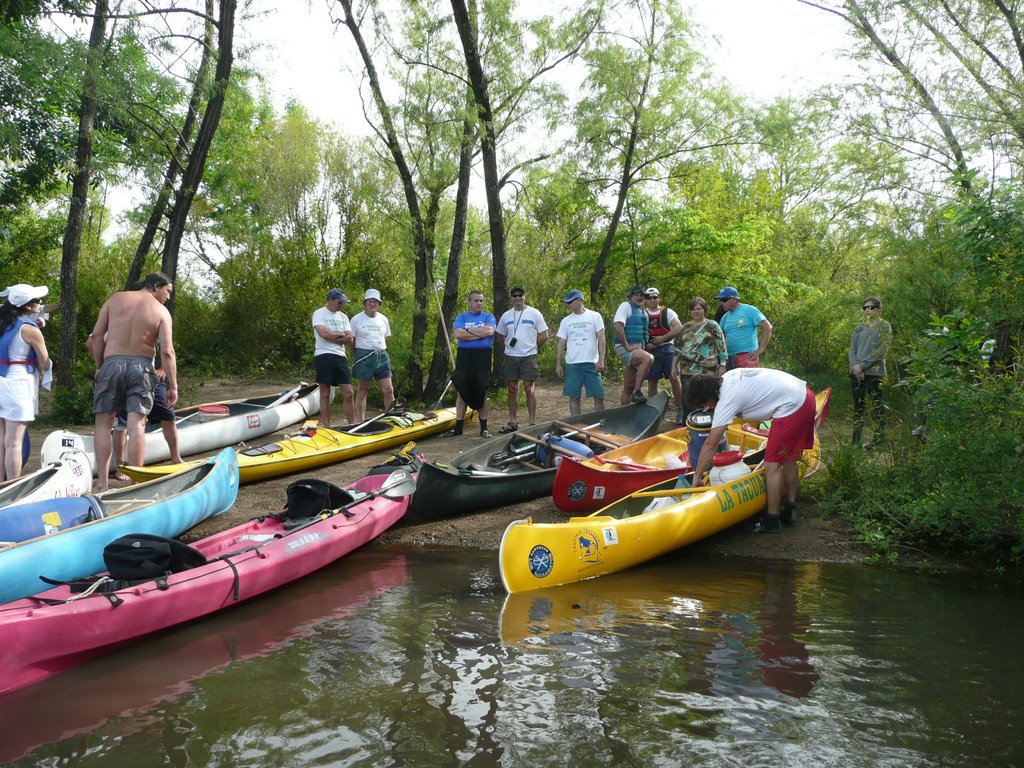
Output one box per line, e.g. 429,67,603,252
29,377,867,564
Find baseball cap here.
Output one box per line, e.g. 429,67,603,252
5,283,49,308
715,286,740,300
363,288,382,303
645,287,660,298
563,289,585,303
326,288,350,304
629,284,645,296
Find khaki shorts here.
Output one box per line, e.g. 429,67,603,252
503,354,541,382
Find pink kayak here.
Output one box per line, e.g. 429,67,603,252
0,463,417,695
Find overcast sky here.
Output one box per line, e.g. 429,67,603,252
244,0,856,134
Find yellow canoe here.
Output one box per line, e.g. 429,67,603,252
121,408,461,484
499,422,823,594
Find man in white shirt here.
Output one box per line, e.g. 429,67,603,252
555,289,606,416
495,286,549,431
688,368,816,533
312,288,355,427
349,288,394,421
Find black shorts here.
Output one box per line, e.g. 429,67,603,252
315,353,352,386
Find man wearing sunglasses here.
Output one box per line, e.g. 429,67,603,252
849,297,891,448
495,287,549,432
715,286,772,370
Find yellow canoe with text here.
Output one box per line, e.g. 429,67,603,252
499,415,823,594
121,408,461,485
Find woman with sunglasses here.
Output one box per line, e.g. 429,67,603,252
848,297,892,448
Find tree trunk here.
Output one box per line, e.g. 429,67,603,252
588,20,654,303
56,0,107,388
128,0,215,287
450,0,508,378
161,0,237,301
426,109,474,401
845,0,973,192
338,0,433,400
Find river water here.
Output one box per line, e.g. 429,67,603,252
1,549,1021,767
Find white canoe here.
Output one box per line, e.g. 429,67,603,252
0,450,92,508
41,382,327,475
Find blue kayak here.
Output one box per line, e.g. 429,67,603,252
0,448,239,604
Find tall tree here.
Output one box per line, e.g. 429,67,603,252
573,0,740,299
161,0,237,292
56,0,107,387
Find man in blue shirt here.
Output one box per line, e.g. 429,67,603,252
715,286,772,370
446,290,496,437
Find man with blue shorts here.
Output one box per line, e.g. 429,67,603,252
555,289,606,416
350,288,394,421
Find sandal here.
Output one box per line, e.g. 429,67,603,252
498,422,519,434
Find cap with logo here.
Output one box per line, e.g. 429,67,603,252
715,286,740,300
563,289,585,303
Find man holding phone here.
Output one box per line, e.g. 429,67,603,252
495,286,549,433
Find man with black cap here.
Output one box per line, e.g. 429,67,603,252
613,285,653,404
312,288,355,427
495,286,549,431
715,286,772,370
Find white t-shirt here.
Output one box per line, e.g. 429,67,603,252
711,368,808,428
312,306,351,357
350,311,391,350
557,309,604,365
496,306,549,357
613,300,639,326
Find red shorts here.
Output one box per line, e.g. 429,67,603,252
765,387,816,462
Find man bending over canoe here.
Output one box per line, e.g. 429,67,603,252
90,272,177,492
688,368,816,534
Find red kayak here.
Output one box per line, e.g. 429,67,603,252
552,389,830,514
0,458,418,695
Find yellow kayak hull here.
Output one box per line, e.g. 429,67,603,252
121,408,461,484
499,433,821,594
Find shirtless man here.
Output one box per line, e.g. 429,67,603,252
90,272,177,491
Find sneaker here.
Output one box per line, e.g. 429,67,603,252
442,429,463,438
780,503,797,524
631,390,648,404
746,515,782,534
480,429,493,438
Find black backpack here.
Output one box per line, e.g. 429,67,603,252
282,478,356,522
103,533,208,581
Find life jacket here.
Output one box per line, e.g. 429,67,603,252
0,317,38,376
624,303,649,345
646,308,670,338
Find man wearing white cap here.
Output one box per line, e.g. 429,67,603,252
556,289,606,415
349,288,394,421
312,288,355,428
715,286,772,370
0,284,52,480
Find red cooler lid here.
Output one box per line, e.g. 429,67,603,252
711,450,744,467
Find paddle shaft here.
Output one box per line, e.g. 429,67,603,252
631,485,715,498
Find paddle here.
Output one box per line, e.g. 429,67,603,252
594,455,662,471
631,485,717,499
430,378,454,410
344,402,406,436
264,382,307,409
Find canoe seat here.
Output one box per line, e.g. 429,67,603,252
242,443,284,456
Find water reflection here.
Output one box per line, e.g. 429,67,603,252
2,551,1022,767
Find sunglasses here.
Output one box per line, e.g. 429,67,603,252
863,305,880,310
511,293,524,298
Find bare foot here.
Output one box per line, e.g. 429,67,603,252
109,469,130,482
92,482,109,494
